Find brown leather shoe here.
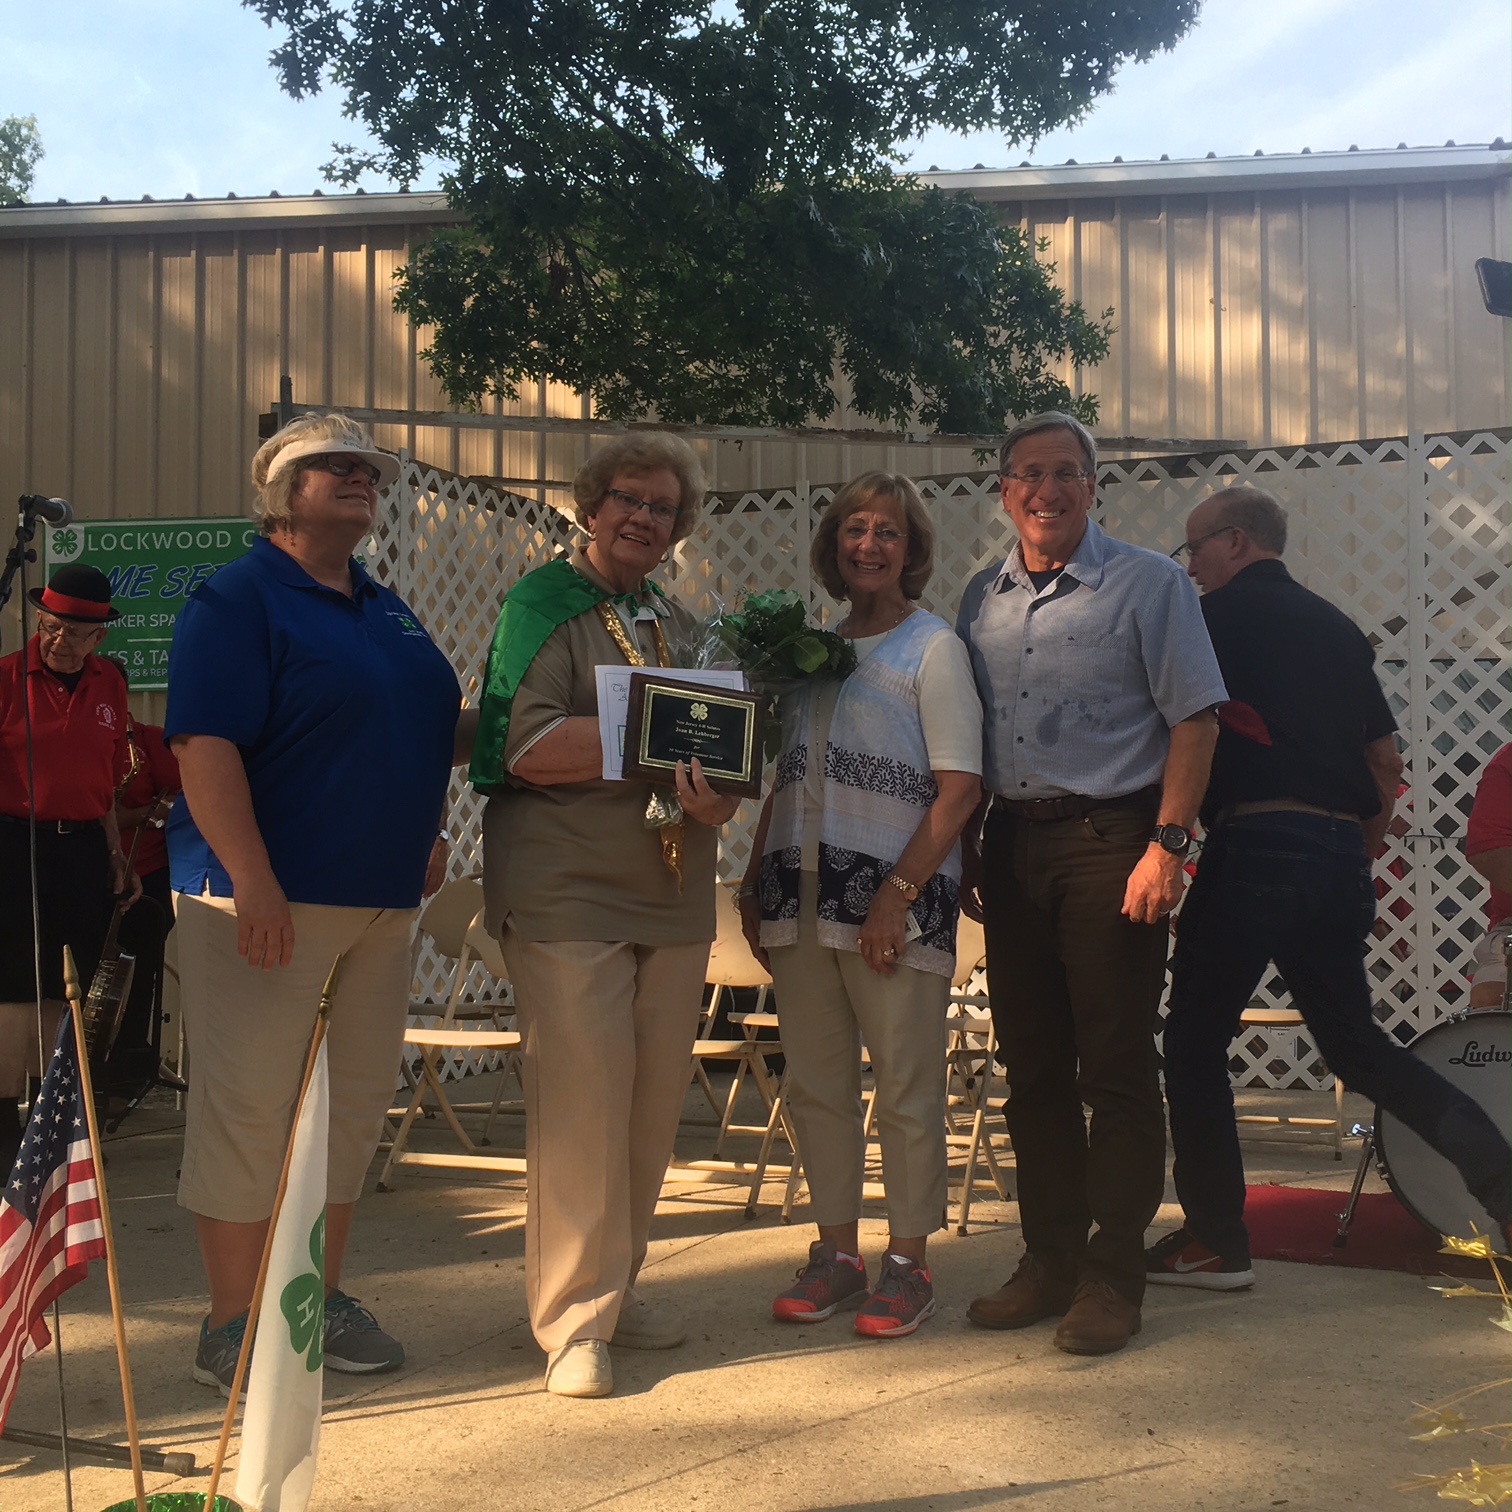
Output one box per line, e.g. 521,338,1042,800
967,1252,1077,1330
1053,1279,1142,1355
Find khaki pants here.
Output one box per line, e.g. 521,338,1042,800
176,892,415,1221
767,875,950,1238
502,931,709,1353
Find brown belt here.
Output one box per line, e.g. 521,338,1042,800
1214,799,1360,827
993,786,1159,823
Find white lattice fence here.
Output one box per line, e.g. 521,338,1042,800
371,432,1509,1089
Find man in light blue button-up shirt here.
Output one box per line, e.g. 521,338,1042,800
955,412,1226,1356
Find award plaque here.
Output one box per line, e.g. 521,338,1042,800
622,672,764,797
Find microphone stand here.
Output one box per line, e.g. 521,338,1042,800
0,497,46,631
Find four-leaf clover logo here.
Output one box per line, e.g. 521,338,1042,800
49,527,81,562
690,702,709,720
280,1210,327,1372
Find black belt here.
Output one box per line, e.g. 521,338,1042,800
992,786,1160,822
0,813,102,835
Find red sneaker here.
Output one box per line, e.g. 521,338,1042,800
1145,1228,1255,1290
772,1241,868,1322
854,1254,935,1338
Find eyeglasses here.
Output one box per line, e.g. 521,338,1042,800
1169,525,1237,561
1004,468,1091,489
840,522,906,546
36,615,104,645
603,487,681,528
304,454,382,486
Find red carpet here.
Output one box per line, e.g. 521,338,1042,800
1244,1184,1488,1277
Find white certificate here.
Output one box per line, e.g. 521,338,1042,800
595,665,748,781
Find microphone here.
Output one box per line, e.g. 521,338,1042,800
19,495,74,526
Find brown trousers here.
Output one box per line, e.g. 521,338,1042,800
980,796,1169,1303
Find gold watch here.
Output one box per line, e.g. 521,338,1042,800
884,872,920,901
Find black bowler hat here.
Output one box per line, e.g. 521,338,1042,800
27,563,120,624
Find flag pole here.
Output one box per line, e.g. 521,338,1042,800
204,954,342,1512
62,947,146,1512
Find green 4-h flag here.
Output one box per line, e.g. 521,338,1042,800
237,1036,329,1512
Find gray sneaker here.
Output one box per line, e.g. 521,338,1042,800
193,1311,250,1398
323,1289,405,1374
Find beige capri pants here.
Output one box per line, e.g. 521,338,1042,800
175,891,415,1222
767,874,950,1238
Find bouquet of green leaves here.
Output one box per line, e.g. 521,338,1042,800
673,589,856,762
708,589,857,689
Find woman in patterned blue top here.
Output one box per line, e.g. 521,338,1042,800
739,473,982,1339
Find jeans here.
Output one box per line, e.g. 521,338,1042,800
1164,813,1512,1259
981,795,1170,1303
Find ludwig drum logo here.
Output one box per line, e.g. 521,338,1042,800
1447,1040,1510,1067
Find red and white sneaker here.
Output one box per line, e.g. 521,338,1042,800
772,1241,868,1322
1145,1228,1256,1291
854,1254,935,1338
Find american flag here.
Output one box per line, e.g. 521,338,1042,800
0,1013,105,1434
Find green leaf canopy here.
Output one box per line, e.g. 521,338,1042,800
249,0,1200,430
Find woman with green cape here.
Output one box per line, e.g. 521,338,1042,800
470,433,738,1398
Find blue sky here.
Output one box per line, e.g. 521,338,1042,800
6,0,1510,203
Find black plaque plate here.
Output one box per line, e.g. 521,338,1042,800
622,672,763,797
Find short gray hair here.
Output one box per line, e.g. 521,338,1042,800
572,433,708,547
251,412,380,535
1207,485,1288,553
998,411,1098,476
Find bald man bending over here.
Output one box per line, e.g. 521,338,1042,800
1148,486,1511,1287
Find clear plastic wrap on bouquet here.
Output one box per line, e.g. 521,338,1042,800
670,589,858,760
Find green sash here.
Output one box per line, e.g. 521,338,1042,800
468,556,663,795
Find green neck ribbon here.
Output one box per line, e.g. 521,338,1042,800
468,556,662,795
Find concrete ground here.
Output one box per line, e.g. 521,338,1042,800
1,1079,1505,1512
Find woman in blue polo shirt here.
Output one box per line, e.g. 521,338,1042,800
165,413,465,1394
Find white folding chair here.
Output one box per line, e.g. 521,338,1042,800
378,907,525,1191
1232,1002,1346,1159
944,913,1012,1233
671,883,800,1215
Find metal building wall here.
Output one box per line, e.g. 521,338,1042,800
2,148,1508,531
993,183,1511,448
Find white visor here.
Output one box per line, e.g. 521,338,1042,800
264,436,402,490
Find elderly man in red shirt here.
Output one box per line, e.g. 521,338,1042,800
0,564,140,1167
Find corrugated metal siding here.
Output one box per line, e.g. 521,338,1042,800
0,173,1507,527
993,182,1511,449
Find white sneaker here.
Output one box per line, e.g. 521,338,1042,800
544,1338,613,1397
610,1288,687,1350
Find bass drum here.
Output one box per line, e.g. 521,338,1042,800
1376,1010,1511,1241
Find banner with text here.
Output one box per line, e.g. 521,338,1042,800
43,517,255,690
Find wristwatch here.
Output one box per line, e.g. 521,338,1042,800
884,872,921,901
1151,823,1194,857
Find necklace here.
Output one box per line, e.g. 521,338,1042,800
594,600,670,668
842,602,914,639
595,600,682,889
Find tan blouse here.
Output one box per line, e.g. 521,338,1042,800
480,551,717,945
